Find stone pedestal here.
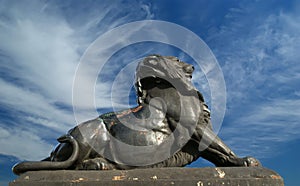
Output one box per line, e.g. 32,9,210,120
10,167,284,186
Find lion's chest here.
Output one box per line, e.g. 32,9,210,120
100,107,171,146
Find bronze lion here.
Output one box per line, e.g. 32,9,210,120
13,55,260,175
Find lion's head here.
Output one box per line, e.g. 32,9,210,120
135,54,197,104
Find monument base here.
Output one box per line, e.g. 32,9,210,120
10,167,284,186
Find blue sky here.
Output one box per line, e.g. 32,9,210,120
0,0,299,185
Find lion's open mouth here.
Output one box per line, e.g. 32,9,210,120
135,55,198,92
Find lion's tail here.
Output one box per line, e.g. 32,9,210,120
12,135,79,175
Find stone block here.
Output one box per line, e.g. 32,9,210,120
9,167,284,186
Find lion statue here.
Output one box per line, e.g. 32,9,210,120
13,54,260,175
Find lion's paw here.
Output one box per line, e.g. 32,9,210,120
243,157,262,167
81,158,115,170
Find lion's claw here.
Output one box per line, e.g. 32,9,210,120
243,157,262,167
81,158,115,170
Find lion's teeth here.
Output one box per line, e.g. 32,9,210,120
138,80,142,87
138,97,143,104
138,87,143,93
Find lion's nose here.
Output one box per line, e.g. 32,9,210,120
184,65,194,74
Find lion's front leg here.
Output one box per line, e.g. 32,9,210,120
79,157,117,170
194,112,261,167
198,141,261,167
197,133,261,167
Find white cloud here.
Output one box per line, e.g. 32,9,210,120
209,2,300,158
0,1,79,105
221,99,300,158
0,78,75,132
0,0,155,160
0,125,53,160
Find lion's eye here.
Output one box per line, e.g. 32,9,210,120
175,58,183,64
178,61,185,66
176,59,185,65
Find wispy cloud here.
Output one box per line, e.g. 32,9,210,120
209,1,300,158
221,99,300,158
0,0,154,160
0,78,74,132
0,125,52,160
